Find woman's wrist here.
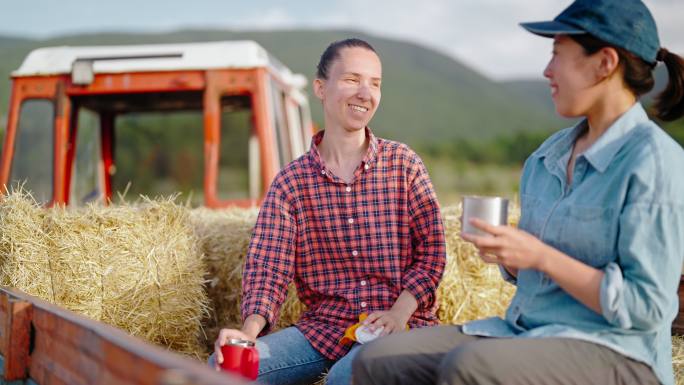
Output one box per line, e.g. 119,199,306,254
390,290,418,322
534,241,552,273
241,314,266,340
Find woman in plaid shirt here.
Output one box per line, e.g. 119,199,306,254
211,38,446,385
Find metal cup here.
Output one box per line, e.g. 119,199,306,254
461,196,509,237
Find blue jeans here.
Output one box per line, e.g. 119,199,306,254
209,327,360,385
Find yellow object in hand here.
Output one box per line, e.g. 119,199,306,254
340,313,409,345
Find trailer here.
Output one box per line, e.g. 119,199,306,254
0,286,249,385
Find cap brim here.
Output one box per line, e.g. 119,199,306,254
520,20,586,38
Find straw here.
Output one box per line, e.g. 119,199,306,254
0,190,210,358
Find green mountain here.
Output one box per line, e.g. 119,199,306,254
0,29,560,148
0,36,31,48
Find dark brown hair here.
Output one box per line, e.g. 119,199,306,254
316,38,377,80
571,34,684,121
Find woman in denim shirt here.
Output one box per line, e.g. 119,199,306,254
352,0,684,384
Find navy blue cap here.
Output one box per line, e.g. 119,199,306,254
520,0,660,64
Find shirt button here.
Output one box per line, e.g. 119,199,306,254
360,280,367,286
352,250,359,256
321,170,326,175
364,164,370,170
360,301,367,308
345,186,352,192
348,218,354,224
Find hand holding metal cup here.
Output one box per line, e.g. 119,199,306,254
460,196,509,237
460,196,548,273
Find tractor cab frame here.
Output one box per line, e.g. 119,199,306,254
0,40,313,207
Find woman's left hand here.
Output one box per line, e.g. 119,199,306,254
461,218,548,272
363,309,409,336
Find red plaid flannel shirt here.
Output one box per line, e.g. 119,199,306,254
241,128,446,360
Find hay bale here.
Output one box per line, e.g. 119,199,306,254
190,207,305,353
191,207,256,346
0,190,54,299
7,192,680,383
674,335,684,385
0,191,210,358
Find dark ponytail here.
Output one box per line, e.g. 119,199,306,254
571,35,684,121
653,48,684,121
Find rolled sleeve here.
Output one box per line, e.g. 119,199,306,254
498,265,518,285
241,182,296,334
599,262,629,327
599,202,684,331
402,155,446,310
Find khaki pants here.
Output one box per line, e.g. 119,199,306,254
352,325,659,385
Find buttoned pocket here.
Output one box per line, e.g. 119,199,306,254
558,205,616,266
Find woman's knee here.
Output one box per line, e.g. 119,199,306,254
326,363,350,385
438,341,503,384
351,342,394,385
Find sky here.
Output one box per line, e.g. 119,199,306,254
2,0,683,80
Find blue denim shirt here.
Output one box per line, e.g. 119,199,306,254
462,103,684,385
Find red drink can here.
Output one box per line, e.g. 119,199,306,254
220,338,259,380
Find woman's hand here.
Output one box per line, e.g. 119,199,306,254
213,328,255,370
461,218,548,272
363,309,409,336
213,314,265,370
463,218,604,314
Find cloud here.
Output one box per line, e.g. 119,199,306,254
227,7,299,30
648,2,684,53
286,0,567,79
3,0,682,79
241,0,683,80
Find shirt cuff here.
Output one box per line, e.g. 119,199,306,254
498,264,517,285
599,262,630,329
402,273,436,310
241,296,279,334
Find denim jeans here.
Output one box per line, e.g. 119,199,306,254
209,326,360,385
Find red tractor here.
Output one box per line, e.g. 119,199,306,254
0,40,314,207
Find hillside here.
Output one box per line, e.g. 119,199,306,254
0,29,560,147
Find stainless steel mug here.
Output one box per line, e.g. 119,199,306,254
461,196,509,236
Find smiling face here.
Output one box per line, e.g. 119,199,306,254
543,35,606,118
314,46,382,133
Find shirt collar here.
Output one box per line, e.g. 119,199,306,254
308,127,379,172
583,102,649,173
540,102,649,174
